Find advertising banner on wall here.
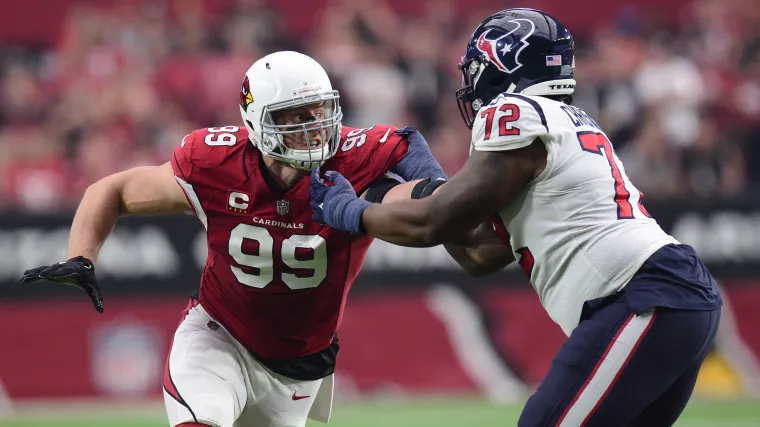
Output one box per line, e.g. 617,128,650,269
4,198,760,296
0,285,759,400
3,199,760,399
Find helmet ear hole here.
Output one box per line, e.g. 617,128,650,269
474,64,512,106
485,69,509,91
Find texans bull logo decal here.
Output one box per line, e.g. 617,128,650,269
476,19,536,74
240,76,253,111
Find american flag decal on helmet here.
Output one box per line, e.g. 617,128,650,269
546,55,562,66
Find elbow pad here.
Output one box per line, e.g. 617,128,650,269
364,176,403,203
411,178,447,199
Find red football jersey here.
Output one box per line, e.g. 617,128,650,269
171,125,408,359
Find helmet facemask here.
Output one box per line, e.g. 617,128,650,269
456,57,510,129
455,58,480,129
254,92,343,171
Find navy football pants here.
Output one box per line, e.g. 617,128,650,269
518,301,721,427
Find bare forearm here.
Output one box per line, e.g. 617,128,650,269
444,223,514,276
444,243,484,274
67,181,122,262
363,178,466,247
362,200,437,247
358,147,539,250
445,245,512,276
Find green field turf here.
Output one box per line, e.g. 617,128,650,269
0,398,758,426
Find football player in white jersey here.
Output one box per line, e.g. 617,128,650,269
310,8,722,427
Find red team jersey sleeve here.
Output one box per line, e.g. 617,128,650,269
335,125,409,192
171,132,198,182
171,126,250,229
172,127,248,182
364,125,409,177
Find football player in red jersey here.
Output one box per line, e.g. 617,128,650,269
20,51,449,427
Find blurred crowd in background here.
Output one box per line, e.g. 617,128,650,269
1,0,760,211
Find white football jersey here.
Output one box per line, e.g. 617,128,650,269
471,93,679,336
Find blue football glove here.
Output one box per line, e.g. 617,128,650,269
391,126,448,181
310,167,371,235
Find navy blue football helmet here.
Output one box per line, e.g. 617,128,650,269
456,8,576,128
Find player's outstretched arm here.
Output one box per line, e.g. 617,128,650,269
20,162,189,312
311,140,543,246
362,144,541,246
369,179,514,276
68,162,190,262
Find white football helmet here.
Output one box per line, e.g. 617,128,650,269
239,51,343,170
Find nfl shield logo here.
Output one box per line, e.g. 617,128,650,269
277,200,290,215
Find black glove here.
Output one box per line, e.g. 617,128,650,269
20,256,104,313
